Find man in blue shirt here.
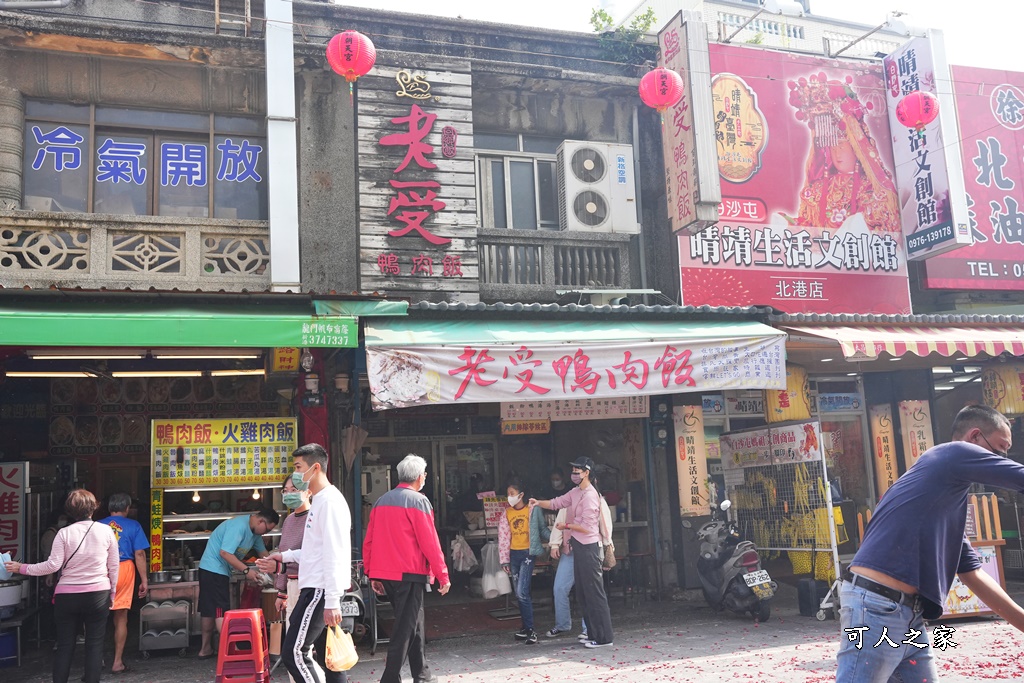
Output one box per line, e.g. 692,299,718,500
838,405,1024,682
197,508,279,658
98,493,149,674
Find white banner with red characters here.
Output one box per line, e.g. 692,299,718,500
0,462,28,562
720,421,822,470
365,321,786,410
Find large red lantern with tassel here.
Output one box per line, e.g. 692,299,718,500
895,90,939,132
639,68,684,113
326,30,376,83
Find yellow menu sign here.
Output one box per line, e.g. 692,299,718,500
151,417,298,487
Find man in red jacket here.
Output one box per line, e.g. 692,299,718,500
364,454,450,683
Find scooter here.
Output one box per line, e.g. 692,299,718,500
689,500,776,621
340,559,369,638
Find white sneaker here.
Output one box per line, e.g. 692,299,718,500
584,641,613,649
576,633,588,641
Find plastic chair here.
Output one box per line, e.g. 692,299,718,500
216,609,270,683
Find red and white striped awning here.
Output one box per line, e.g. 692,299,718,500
784,325,1024,360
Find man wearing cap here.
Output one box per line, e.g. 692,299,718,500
529,457,613,649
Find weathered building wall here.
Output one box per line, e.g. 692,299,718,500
473,76,634,143
0,83,23,209
0,40,265,208
295,67,358,295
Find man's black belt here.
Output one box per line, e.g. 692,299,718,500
843,570,921,608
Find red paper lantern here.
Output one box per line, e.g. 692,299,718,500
326,31,376,83
639,68,684,113
895,90,939,132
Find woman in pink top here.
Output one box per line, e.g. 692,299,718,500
6,489,118,683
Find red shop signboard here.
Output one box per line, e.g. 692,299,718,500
678,44,912,315
923,66,1024,289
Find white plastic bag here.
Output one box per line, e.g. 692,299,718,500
480,541,511,598
494,565,512,596
450,535,479,573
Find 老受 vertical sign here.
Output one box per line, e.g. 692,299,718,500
658,11,721,234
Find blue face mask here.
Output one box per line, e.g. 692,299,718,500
291,468,312,491
282,491,305,509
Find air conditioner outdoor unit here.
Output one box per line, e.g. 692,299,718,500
556,141,640,234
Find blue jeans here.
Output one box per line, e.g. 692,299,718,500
836,581,938,683
553,552,591,634
509,549,534,630
553,551,574,632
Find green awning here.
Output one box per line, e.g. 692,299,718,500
364,318,782,347
314,299,408,317
0,304,358,348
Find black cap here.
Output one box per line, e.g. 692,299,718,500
569,457,595,472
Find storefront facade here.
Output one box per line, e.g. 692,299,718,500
356,305,788,590
0,1,698,605
0,295,384,574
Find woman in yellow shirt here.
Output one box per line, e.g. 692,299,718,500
498,478,549,645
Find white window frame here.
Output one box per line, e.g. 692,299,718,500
475,134,559,231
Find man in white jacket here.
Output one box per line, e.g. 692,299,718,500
259,444,351,683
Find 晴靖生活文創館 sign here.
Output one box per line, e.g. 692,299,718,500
679,45,912,315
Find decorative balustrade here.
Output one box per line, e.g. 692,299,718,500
478,228,633,302
0,211,271,291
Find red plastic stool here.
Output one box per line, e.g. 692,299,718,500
216,609,270,683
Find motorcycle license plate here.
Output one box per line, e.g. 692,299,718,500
743,570,774,599
339,601,360,616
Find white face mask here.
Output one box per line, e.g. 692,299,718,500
507,493,522,506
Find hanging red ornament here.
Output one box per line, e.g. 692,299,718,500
638,68,684,113
326,30,377,83
895,90,939,132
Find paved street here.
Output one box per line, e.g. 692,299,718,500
8,582,1024,682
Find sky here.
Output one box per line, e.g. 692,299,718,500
331,0,1024,73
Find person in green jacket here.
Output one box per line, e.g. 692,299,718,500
499,477,550,645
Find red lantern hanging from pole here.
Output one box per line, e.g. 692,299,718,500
326,30,377,99
895,90,939,133
638,68,684,113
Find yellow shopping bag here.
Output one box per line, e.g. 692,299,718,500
788,550,812,575
325,625,359,672
814,551,836,583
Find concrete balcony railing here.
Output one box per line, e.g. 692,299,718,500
0,211,271,291
477,228,633,303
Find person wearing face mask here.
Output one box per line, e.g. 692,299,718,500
196,507,279,658
545,475,613,640
266,473,313,683
363,454,450,683
257,443,351,683
497,478,550,645
836,405,1024,682
530,457,613,649
541,468,567,501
